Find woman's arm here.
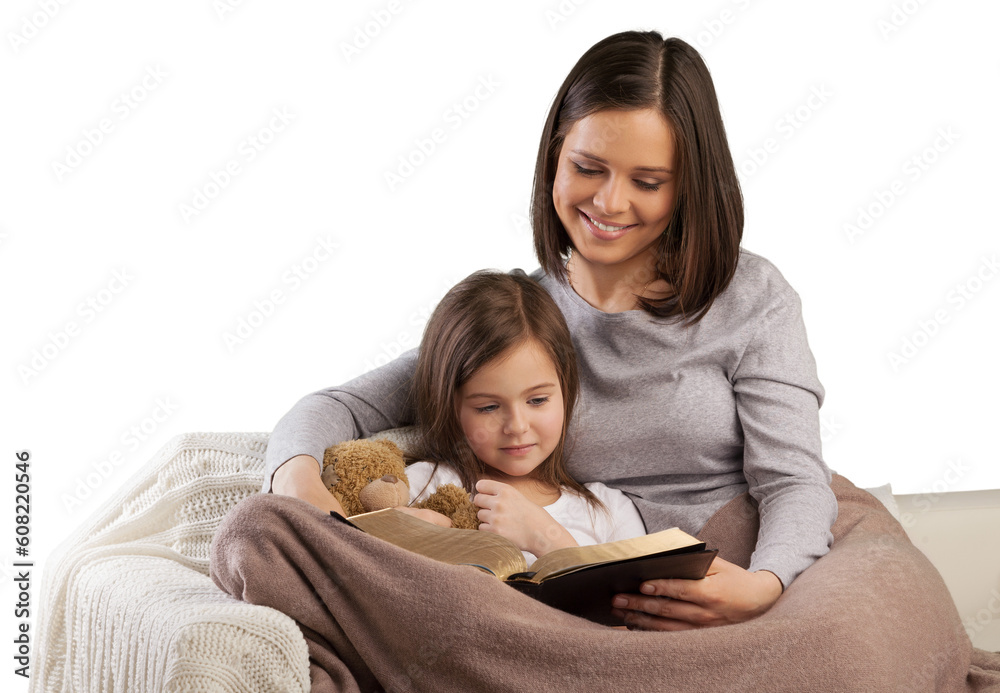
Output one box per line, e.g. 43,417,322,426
265,348,420,509
729,288,837,586
272,454,345,514
613,267,836,628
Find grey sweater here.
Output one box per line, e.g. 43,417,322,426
263,250,837,587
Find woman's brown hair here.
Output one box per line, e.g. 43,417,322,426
531,30,743,324
411,269,601,508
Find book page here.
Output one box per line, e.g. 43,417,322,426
527,527,702,582
347,509,528,579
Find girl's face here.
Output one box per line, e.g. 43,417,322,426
457,339,564,480
551,108,677,280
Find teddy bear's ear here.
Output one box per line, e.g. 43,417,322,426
320,465,340,490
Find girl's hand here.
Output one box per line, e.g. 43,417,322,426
394,506,453,528
609,556,783,630
473,479,577,557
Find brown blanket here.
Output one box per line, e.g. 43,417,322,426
210,475,1000,692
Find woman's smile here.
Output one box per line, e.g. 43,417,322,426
578,209,637,240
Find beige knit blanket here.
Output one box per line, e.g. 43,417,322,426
30,432,312,693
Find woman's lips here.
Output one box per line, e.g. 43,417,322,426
579,209,635,240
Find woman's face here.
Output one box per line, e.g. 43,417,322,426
551,108,677,280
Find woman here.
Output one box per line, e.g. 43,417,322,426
212,31,999,691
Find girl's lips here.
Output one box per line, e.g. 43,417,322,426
500,444,536,456
578,209,635,241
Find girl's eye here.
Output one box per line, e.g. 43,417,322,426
528,397,550,406
636,180,661,192
573,162,601,176
475,405,498,414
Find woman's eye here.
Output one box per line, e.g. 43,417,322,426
573,162,661,192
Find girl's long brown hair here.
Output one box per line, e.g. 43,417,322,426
531,30,743,324
411,269,602,509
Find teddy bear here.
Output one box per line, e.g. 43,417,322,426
321,438,480,530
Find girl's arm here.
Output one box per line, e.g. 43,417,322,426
473,479,578,557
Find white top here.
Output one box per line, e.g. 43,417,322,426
406,461,648,564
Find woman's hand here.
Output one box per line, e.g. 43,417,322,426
610,557,783,630
473,479,577,557
271,454,346,516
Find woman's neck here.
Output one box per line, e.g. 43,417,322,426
566,250,668,313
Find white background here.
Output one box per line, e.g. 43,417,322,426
1,1,998,689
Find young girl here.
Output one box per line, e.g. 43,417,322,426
402,268,646,562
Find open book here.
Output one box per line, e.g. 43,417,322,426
344,508,718,626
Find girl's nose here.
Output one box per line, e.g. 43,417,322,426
503,407,530,435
